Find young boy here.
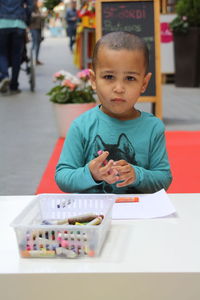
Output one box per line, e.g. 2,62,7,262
55,31,172,194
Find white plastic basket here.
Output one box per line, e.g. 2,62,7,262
11,194,115,258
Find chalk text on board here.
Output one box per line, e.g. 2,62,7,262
103,7,146,19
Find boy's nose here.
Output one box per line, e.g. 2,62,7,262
113,82,125,94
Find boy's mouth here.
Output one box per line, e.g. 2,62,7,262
111,98,126,102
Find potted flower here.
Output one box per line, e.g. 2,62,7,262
170,0,200,87
47,69,96,137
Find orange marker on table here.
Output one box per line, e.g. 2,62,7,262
115,197,139,203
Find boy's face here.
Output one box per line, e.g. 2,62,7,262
90,46,151,120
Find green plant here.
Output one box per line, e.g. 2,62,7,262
47,69,96,104
43,0,61,11
170,0,200,34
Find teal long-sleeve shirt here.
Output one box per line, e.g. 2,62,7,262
55,106,172,194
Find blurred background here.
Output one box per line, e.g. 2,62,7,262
0,0,199,195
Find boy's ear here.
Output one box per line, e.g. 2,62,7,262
141,72,152,94
89,69,96,90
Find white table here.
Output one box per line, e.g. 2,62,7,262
0,194,200,300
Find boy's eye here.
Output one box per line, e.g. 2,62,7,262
126,76,135,81
103,74,114,80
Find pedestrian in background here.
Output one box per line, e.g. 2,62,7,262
0,0,33,94
65,0,77,52
29,0,45,65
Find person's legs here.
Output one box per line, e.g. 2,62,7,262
35,29,42,63
70,27,76,51
69,34,73,51
31,29,43,64
69,33,76,52
0,28,10,92
0,28,10,80
31,29,37,60
30,29,37,53
71,34,76,48
9,28,25,91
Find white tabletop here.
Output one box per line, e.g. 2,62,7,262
1,194,200,300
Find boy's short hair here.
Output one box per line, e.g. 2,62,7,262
92,31,149,73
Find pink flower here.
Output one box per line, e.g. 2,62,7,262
53,72,62,78
53,71,65,82
61,79,76,90
182,16,187,21
77,69,90,80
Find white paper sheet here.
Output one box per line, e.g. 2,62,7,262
112,189,176,219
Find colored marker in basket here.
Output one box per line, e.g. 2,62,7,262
115,197,139,203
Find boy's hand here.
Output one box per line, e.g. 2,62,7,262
89,151,119,184
112,160,136,187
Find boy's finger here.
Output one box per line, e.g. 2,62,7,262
116,177,134,187
110,168,119,176
101,160,114,175
116,179,128,187
113,160,127,166
104,172,120,184
97,150,109,157
96,151,109,164
113,163,133,174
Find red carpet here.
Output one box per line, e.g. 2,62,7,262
36,131,200,194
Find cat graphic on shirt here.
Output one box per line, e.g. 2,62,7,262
93,133,138,193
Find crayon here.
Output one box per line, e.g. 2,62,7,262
115,197,139,203
42,213,99,226
86,216,103,226
22,250,56,258
88,250,95,257
56,247,63,256
68,213,98,225
75,222,85,225
41,219,68,225
58,232,87,241
61,240,69,248
21,250,31,258
62,248,78,258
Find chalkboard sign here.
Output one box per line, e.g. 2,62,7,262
95,0,162,118
101,1,155,97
